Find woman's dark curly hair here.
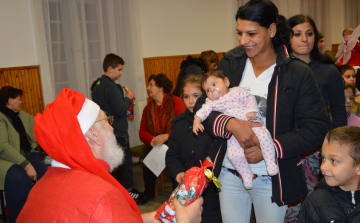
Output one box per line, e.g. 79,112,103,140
148,73,173,93
288,14,333,64
236,0,291,49
0,86,22,107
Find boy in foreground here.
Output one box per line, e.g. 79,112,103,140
298,126,360,222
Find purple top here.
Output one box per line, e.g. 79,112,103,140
348,112,360,127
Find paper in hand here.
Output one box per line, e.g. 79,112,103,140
143,144,169,177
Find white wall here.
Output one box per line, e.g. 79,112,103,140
138,0,236,58
0,0,348,68
274,0,301,18
0,0,38,68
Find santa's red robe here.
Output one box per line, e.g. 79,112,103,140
17,167,142,223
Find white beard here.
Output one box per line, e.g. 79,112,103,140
101,128,125,172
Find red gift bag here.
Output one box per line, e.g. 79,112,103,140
155,158,221,223
123,86,134,120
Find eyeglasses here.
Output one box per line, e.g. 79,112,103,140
95,116,114,126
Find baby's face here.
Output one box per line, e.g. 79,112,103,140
203,76,229,100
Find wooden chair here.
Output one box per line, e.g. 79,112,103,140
130,144,165,196
154,172,165,197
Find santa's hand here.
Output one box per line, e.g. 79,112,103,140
174,197,203,223
141,211,159,223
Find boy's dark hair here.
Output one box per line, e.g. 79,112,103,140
180,75,203,98
339,65,355,75
344,83,356,97
201,69,227,86
325,126,360,165
102,53,124,72
0,86,23,107
148,73,173,93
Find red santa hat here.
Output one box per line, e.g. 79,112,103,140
34,88,141,220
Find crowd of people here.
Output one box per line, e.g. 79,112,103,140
1,0,360,222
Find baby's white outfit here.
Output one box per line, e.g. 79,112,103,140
196,87,278,189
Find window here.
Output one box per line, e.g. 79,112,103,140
42,0,106,98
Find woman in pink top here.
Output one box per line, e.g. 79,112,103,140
344,83,360,127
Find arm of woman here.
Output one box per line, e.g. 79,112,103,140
0,118,29,168
139,106,154,146
166,126,186,181
194,93,263,150
273,66,332,159
327,66,347,128
193,93,232,138
20,111,37,149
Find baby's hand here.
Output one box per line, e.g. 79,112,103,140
193,117,204,135
193,123,205,135
246,112,257,121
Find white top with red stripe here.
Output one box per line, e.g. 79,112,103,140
222,58,276,175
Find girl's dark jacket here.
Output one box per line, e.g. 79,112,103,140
166,109,222,223
298,178,360,223
193,44,332,206
166,109,213,176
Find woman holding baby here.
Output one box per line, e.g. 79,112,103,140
194,0,331,222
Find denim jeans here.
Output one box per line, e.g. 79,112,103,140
218,167,288,223
4,152,48,223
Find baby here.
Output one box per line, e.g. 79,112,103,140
193,70,278,189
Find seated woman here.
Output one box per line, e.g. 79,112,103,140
137,73,186,205
172,50,220,97
0,86,48,223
